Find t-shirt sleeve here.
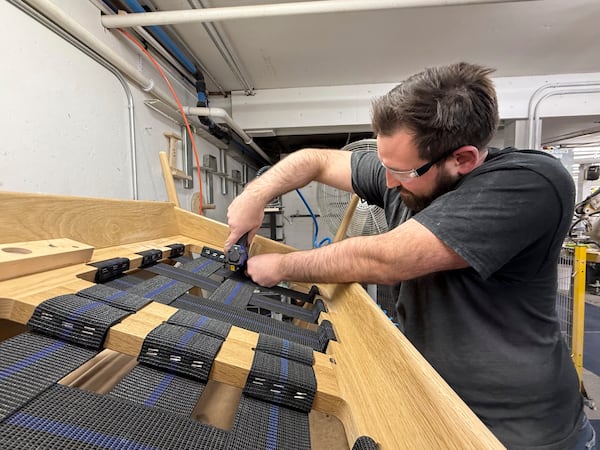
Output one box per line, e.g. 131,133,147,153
413,168,565,279
350,150,387,208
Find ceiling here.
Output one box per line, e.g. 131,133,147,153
104,0,600,158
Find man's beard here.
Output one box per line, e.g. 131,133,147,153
398,168,459,212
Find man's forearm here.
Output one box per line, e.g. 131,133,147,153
248,219,468,286
243,149,332,202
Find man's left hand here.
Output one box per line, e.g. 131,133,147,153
246,253,286,287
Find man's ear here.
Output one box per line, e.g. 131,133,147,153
453,146,480,175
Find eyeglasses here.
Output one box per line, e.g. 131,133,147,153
380,146,459,182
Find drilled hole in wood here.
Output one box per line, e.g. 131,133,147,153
2,247,32,254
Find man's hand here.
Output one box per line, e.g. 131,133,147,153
246,253,286,287
225,191,266,252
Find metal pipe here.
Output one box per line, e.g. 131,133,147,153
219,148,228,195
531,87,600,149
22,0,268,164
527,81,600,149
12,0,139,199
184,106,272,163
144,0,228,94
91,0,197,85
102,0,540,28
188,0,254,95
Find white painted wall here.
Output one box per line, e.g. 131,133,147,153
0,0,245,224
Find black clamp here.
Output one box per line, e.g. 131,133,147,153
226,232,249,272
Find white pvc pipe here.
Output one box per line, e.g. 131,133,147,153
184,106,272,163
102,0,539,28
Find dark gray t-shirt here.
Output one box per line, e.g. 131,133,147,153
351,147,583,449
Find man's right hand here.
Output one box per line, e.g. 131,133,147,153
224,189,266,252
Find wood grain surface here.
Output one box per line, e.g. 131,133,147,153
0,191,504,449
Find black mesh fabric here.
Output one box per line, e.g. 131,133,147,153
167,309,232,340
27,294,131,349
172,293,334,352
352,435,379,450
139,323,224,382
77,284,151,312
104,274,145,290
0,384,228,450
0,332,97,421
180,256,224,277
226,395,311,450
244,351,316,413
150,264,322,322
124,275,192,304
208,278,255,309
109,364,205,416
256,334,314,366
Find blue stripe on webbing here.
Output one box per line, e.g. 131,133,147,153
6,413,159,450
60,301,104,340
190,260,213,273
144,279,178,298
281,340,290,359
175,328,197,351
193,315,209,329
144,373,175,407
175,297,316,343
0,341,66,381
269,356,288,423
106,290,127,302
265,404,280,450
224,283,242,305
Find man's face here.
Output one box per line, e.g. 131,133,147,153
376,130,460,212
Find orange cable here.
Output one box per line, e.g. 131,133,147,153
119,29,204,214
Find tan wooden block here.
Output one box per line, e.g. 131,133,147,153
0,238,94,282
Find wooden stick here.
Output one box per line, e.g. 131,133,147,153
333,194,360,243
159,151,180,207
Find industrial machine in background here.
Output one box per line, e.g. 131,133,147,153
568,163,600,292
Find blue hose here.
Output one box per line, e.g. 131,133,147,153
295,189,331,248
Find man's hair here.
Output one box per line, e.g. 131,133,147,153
371,62,499,160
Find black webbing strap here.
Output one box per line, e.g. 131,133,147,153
244,336,317,413
109,364,206,417
27,294,131,350
180,255,226,276
199,247,320,304
255,334,314,366
139,323,225,382
123,274,193,304
226,395,311,450
352,436,380,449
209,278,255,309
77,284,152,312
167,309,232,340
0,384,229,450
172,293,336,352
147,262,221,291
104,273,146,290
149,262,326,323
0,332,97,421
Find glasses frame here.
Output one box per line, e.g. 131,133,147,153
381,146,460,181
